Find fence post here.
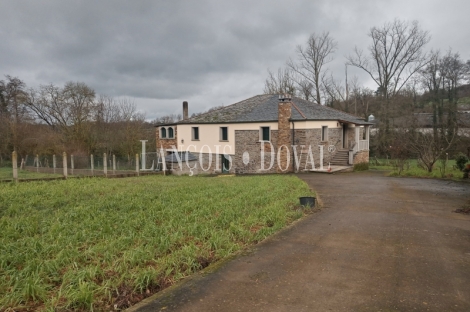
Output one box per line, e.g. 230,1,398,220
53,154,56,174
12,151,18,182
113,154,116,174
136,154,140,176
103,153,107,177
63,152,68,178
36,154,39,172
71,155,74,175
91,154,94,175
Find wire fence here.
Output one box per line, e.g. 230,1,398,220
1,152,163,182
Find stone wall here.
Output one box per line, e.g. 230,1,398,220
277,102,292,173
233,127,342,174
168,153,235,175
347,125,355,149
353,150,369,164
156,126,178,150
234,129,279,174
168,160,199,176
294,128,342,170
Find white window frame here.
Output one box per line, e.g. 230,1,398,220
160,127,167,139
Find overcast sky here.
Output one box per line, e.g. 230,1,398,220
1,0,469,120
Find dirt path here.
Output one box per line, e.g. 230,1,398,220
130,171,470,312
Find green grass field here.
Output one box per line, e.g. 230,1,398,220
0,174,313,311
0,168,63,181
370,158,466,179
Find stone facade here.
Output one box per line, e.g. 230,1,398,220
156,126,178,150
347,125,355,149
292,128,342,169
233,130,279,174
167,152,235,175
233,127,342,174
353,150,369,164
167,159,199,176
277,101,293,173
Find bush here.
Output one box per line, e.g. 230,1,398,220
455,153,469,171
354,162,369,171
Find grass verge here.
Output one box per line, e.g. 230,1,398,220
370,159,466,179
0,174,313,311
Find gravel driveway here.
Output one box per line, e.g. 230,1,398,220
131,171,470,312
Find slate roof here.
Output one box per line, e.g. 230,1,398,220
177,94,371,125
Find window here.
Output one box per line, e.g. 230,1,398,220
192,127,199,140
161,127,167,138
321,126,328,141
260,126,270,141
220,127,228,141
168,127,174,138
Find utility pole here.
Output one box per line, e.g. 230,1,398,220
345,64,349,102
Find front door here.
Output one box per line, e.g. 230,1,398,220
221,155,230,173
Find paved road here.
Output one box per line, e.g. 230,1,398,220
131,171,470,312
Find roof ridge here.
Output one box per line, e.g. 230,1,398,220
291,102,306,119
181,94,268,123
291,95,365,119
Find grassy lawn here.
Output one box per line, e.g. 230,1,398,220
370,158,466,179
0,174,313,311
0,168,63,181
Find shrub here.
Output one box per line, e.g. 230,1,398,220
455,153,469,171
354,162,369,171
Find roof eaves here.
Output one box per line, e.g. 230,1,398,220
176,119,279,125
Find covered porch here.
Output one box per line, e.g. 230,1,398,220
339,121,370,165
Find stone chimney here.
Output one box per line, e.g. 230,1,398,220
277,94,293,173
183,101,188,120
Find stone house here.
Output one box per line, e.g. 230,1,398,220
156,94,371,175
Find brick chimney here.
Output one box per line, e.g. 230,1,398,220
183,101,188,120
277,94,293,173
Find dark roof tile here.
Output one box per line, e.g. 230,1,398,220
178,94,370,125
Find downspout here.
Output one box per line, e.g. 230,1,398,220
291,120,295,172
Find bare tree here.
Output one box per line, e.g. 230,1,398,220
296,79,314,101
403,126,457,173
263,68,296,95
26,82,97,152
420,50,467,137
0,76,31,154
116,98,146,160
322,74,347,109
347,19,431,152
153,114,182,125
287,32,337,105
347,20,431,100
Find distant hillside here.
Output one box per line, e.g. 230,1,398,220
457,84,470,98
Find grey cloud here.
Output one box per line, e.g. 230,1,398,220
1,0,469,120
